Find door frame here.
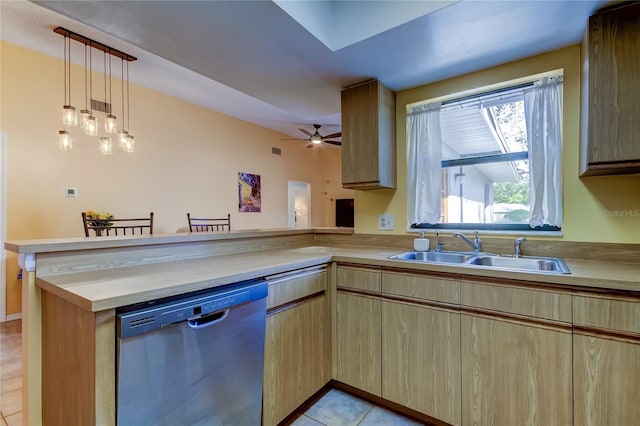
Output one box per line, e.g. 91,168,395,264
287,181,311,228
0,132,6,322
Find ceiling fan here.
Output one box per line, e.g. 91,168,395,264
282,124,342,148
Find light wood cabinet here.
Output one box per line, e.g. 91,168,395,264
461,314,573,426
341,79,396,189
580,2,640,176
572,292,640,425
263,295,330,426
382,300,461,425
263,266,330,426
335,291,382,395
460,279,573,425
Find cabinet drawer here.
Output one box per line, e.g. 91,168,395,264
382,272,459,304
573,295,640,335
337,265,381,292
461,281,571,322
266,266,327,309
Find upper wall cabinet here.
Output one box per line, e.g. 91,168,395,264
580,2,640,176
341,80,397,189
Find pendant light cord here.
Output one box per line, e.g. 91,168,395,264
84,45,88,110
126,61,130,132
63,36,67,105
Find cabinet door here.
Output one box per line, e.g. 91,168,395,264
263,295,330,426
582,3,640,175
382,300,461,425
341,80,396,189
335,291,381,395
574,334,640,426
461,314,572,426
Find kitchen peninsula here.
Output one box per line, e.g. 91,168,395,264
6,229,640,426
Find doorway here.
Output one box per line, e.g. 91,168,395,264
288,181,310,228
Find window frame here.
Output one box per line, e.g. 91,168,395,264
408,75,563,233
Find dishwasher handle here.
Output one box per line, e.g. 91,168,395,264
187,309,229,329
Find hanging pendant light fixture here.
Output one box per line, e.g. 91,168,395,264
58,130,72,150
54,27,137,155
85,45,98,136
104,52,118,134
61,35,77,127
80,44,92,133
99,137,113,155
123,60,135,152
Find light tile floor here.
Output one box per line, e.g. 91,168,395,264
291,388,424,426
0,320,421,426
0,320,22,426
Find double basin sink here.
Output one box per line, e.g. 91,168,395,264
389,251,571,274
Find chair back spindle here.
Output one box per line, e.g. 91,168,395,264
187,213,231,232
82,212,154,237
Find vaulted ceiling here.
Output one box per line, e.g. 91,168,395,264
1,0,610,139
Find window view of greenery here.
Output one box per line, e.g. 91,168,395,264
440,97,531,226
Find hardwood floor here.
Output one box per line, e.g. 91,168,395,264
0,320,22,426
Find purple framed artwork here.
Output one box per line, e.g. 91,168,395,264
238,172,261,212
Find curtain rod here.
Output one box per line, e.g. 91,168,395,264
53,27,137,62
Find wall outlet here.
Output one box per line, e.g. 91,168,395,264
378,214,394,231
64,187,77,197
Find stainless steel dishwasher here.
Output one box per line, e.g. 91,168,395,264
116,278,268,426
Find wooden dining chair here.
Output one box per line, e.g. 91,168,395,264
187,213,231,232
82,212,154,237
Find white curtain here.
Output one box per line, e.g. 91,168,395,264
407,102,442,225
524,76,563,228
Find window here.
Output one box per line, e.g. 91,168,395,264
407,75,563,232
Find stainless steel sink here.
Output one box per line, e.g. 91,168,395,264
388,251,571,274
468,255,571,274
389,251,474,264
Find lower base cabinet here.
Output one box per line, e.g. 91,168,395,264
382,300,461,425
335,291,382,396
461,314,573,425
573,334,640,425
263,294,330,426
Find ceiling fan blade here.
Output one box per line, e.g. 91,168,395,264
323,132,341,139
306,143,314,148
280,138,309,141
324,140,342,146
298,128,313,137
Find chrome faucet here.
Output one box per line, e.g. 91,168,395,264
514,237,527,258
435,230,443,252
453,231,481,253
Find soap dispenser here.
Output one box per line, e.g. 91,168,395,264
413,232,430,252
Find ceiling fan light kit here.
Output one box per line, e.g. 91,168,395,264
281,124,342,148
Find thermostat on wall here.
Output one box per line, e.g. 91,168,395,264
64,187,77,197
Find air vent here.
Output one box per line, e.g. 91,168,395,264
91,98,111,114
129,316,156,328
272,147,282,155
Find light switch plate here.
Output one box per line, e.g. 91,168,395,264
378,214,394,231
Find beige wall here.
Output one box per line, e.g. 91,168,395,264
1,41,352,315
354,45,640,244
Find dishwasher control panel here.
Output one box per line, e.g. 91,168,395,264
117,278,267,339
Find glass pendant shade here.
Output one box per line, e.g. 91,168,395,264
122,134,135,153
105,114,118,134
81,109,91,130
85,115,98,136
62,105,77,126
118,130,129,148
99,137,113,155
58,130,72,150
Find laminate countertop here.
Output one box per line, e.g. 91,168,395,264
35,244,640,312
